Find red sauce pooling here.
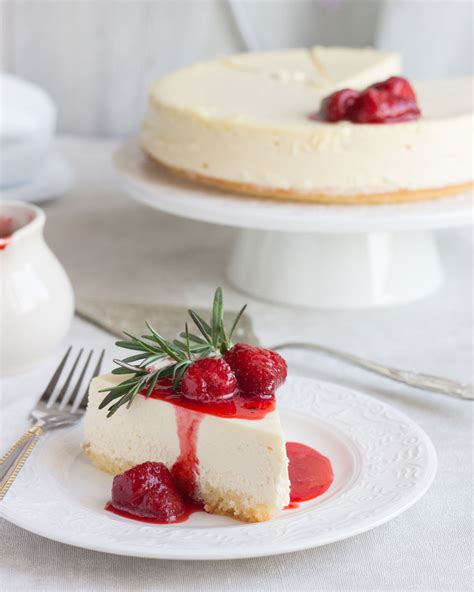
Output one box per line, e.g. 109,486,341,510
286,441,334,502
141,380,275,420
170,407,202,500
105,500,202,524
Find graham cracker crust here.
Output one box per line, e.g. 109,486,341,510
143,147,473,205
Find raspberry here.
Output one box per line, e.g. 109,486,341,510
181,358,237,402
224,344,287,399
349,88,420,124
111,462,185,521
317,76,420,124
370,76,417,101
263,348,288,384
320,88,360,122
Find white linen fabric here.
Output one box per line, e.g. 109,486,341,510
0,0,472,136
0,138,472,591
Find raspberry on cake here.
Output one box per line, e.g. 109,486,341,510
224,343,287,399
318,76,421,124
83,288,291,523
110,462,186,522
180,357,237,402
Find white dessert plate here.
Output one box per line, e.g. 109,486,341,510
0,377,437,560
0,152,74,204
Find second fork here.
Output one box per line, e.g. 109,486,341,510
0,347,104,501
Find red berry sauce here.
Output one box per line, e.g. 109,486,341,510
105,500,202,524
170,407,202,500
286,442,334,503
143,379,276,421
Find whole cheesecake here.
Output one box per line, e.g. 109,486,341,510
141,46,473,204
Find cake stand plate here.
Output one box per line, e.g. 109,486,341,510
114,139,473,309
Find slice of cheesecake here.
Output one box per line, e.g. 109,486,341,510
84,372,290,523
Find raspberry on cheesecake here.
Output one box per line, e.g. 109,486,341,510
318,76,421,124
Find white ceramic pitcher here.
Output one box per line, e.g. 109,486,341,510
0,201,74,375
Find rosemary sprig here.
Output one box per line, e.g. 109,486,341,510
99,288,246,417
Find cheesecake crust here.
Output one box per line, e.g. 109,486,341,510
83,443,133,475
144,148,474,205
200,485,275,523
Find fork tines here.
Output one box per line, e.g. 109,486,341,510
39,348,105,412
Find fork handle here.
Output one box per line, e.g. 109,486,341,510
0,426,43,501
271,342,474,401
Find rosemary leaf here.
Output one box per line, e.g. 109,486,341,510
188,310,212,344
115,340,149,352
180,331,207,345
211,287,224,347
111,367,135,375
144,322,183,362
121,353,149,362
99,288,248,417
145,371,160,397
185,323,191,359
228,304,247,341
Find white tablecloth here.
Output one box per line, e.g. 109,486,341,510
1,137,472,592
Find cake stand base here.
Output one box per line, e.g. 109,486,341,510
227,229,444,309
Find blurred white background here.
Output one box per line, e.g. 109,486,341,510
1,0,472,136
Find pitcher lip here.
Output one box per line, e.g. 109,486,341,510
0,200,45,249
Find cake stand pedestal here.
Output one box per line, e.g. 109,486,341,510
228,229,443,308
114,140,473,309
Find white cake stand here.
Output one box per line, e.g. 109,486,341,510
114,140,473,309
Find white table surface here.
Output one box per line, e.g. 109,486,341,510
1,137,472,592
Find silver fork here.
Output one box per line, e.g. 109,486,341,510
0,347,105,501
271,342,474,401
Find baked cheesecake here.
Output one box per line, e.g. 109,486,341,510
83,289,291,522
84,372,290,522
141,46,473,204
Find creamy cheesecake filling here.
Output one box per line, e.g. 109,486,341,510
141,46,473,201
142,98,472,194
84,374,290,522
